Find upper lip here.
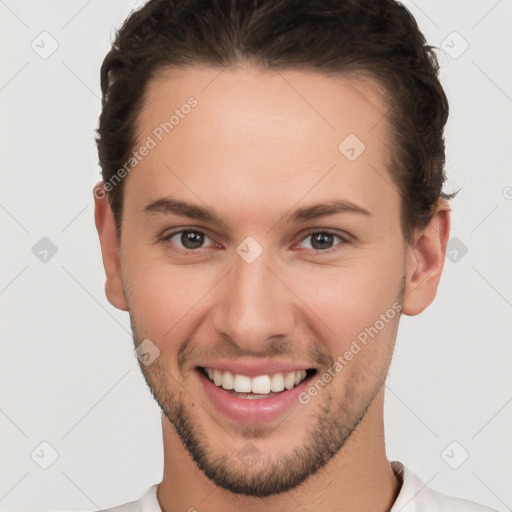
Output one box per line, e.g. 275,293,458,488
196,359,315,378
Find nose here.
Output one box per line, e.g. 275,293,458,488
211,249,296,353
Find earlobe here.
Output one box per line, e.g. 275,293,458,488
401,200,451,316
93,182,128,312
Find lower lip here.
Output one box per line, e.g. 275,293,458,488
197,369,312,424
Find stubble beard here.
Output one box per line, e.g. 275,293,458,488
134,337,394,497
128,279,404,497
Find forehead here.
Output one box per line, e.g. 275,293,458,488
125,64,398,227
140,64,390,150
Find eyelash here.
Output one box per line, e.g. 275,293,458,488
160,228,349,255
300,229,349,252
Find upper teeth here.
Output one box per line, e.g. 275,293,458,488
205,367,308,394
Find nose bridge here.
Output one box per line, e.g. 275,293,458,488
213,249,294,351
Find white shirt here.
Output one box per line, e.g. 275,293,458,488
95,461,498,512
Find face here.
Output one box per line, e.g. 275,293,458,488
106,65,414,496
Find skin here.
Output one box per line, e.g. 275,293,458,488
94,64,450,512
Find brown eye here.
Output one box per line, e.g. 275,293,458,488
164,229,213,251
180,230,205,249
311,233,334,250
298,231,343,251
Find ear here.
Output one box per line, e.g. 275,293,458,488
402,199,451,316
93,182,128,311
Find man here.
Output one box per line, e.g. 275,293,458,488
92,0,496,510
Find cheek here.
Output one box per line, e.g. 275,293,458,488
286,250,403,351
122,231,404,355
123,256,219,343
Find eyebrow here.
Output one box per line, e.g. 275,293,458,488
143,197,371,225
144,198,229,227
283,200,371,223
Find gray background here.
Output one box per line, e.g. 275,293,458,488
1,0,511,511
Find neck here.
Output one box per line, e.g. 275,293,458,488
157,389,400,512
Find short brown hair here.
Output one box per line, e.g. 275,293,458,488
96,0,453,243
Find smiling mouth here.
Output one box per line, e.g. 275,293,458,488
200,366,317,399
